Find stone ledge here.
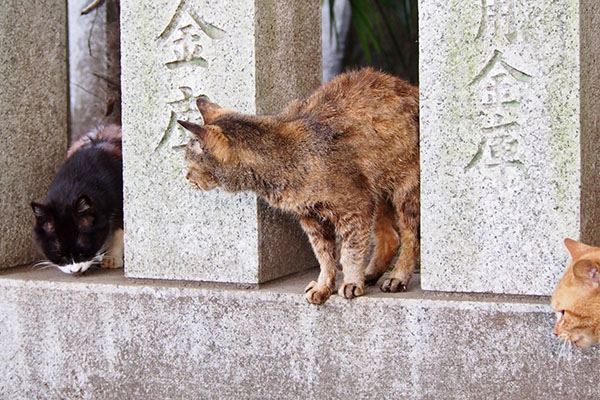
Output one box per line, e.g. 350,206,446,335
0,267,598,399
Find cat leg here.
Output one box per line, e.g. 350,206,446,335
382,186,419,292
300,216,337,305
102,228,124,269
364,199,400,285
337,212,372,299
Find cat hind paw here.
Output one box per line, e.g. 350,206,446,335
380,278,407,293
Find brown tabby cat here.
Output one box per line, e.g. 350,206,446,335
551,238,600,348
179,68,420,305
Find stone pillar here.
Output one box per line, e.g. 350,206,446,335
121,0,320,283
420,0,600,295
68,0,121,139
0,1,68,268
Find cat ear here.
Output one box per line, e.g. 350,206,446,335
195,97,232,124
31,202,48,219
73,195,95,228
31,202,54,233
573,259,600,288
74,195,94,214
177,120,233,162
178,120,209,141
564,238,596,260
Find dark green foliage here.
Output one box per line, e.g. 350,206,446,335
324,0,418,84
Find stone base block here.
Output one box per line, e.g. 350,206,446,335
0,267,598,399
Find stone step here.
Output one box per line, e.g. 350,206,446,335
0,267,597,399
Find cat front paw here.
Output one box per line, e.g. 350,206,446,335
380,278,407,293
101,256,123,269
338,282,364,299
304,280,333,305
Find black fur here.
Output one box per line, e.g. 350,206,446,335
32,136,123,266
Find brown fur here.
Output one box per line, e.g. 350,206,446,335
179,68,420,304
67,124,122,158
551,238,600,347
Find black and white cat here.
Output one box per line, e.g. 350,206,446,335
31,125,124,274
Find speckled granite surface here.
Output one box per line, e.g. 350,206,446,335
121,0,319,283
419,0,598,295
0,1,68,268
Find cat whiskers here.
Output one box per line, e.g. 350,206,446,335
556,336,574,366
94,252,107,266
32,260,60,271
97,236,113,256
93,234,117,266
93,250,117,267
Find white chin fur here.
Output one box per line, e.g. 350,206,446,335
57,260,95,275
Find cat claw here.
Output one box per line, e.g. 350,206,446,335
380,278,407,293
304,281,333,305
338,282,364,299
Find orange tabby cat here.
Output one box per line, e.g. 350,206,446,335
551,238,600,348
179,68,420,305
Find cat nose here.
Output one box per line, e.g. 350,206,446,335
553,324,559,336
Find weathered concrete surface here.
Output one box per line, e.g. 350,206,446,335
420,0,600,296
0,1,68,268
0,267,597,399
121,0,319,284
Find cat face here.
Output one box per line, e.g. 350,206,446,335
32,195,110,274
184,134,220,191
551,238,600,348
179,98,239,192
